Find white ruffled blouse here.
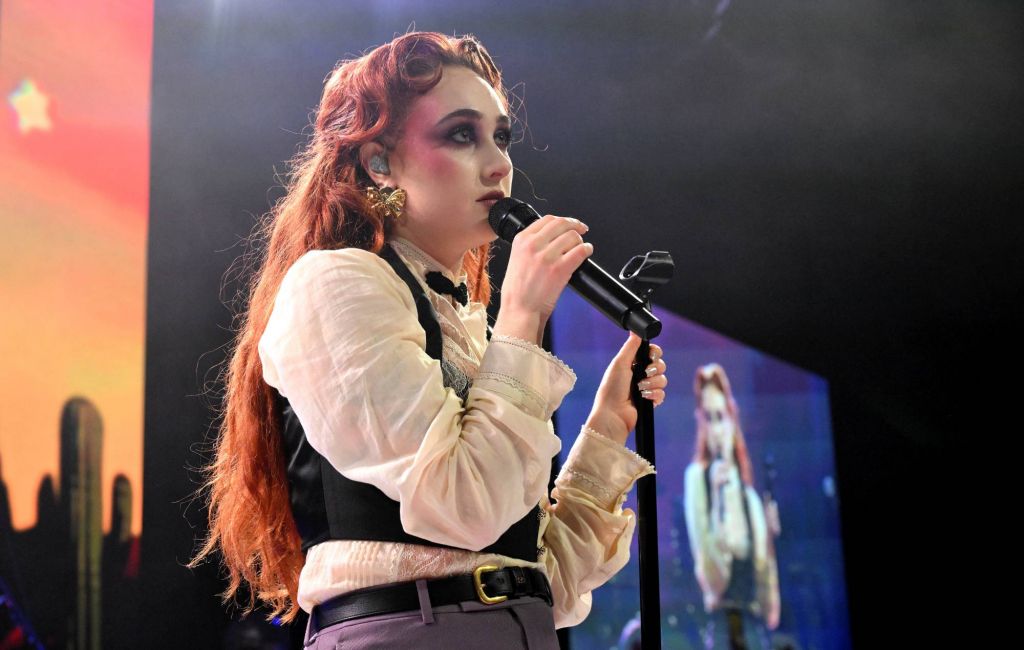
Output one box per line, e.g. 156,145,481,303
257,235,655,629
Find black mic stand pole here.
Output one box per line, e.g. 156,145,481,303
619,251,674,650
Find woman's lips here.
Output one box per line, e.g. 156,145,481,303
478,191,505,206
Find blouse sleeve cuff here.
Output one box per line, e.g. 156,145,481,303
554,425,656,511
473,334,577,420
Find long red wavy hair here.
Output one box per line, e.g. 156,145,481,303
691,363,756,487
189,32,510,623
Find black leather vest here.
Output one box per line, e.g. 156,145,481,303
276,243,542,561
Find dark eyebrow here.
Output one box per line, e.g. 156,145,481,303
435,108,510,128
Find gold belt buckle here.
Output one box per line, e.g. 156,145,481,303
473,564,507,605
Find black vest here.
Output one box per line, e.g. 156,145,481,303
276,243,542,561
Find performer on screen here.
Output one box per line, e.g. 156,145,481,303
190,31,668,649
684,364,781,650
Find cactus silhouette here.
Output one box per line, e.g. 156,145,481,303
60,397,103,650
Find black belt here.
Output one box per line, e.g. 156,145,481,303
310,565,553,635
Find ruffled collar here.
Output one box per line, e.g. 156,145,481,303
387,236,468,287
386,236,488,347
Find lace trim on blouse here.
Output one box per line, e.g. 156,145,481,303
581,425,657,473
388,236,467,287
490,334,577,385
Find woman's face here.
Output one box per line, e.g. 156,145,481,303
701,385,735,460
384,65,513,270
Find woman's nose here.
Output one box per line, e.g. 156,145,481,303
482,145,512,181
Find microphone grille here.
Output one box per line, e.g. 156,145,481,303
487,196,520,240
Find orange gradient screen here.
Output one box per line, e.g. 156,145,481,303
0,1,152,535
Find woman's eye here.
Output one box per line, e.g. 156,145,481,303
495,129,512,149
450,125,475,143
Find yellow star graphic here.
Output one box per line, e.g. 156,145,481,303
7,79,53,134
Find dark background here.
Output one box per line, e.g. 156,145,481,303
144,1,1021,647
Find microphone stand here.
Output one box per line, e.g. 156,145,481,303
619,251,674,650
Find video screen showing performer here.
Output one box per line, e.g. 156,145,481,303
683,363,780,649
551,292,850,650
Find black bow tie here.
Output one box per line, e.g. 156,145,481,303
425,271,468,306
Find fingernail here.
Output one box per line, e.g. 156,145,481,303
645,365,656,376
641,389,654,398
638,379,651,389
649,350,659,361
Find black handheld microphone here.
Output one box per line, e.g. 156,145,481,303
488,197,661,339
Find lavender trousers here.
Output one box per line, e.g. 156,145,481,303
303,579,560,650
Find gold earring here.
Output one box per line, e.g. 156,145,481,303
365,185,407,224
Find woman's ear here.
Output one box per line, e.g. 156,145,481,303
358,141,391,187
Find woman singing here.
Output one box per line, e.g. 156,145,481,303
684,364,781,650
191,32,668,649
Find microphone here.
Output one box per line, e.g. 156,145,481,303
488,198,661,339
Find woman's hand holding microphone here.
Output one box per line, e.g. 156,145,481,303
492,214,593,344
492,214,668,447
